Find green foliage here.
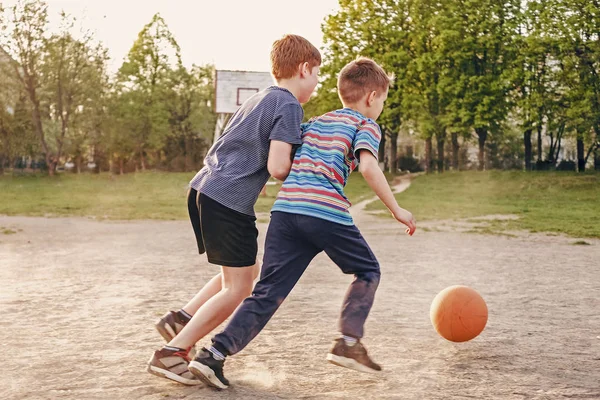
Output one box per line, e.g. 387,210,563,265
3,0,600,174
112,13,180,169
313,0,600,172
163,64,215,171
108,13,216,172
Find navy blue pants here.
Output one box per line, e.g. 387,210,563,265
212,211,381,356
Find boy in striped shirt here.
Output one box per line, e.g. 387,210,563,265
189,58,416,389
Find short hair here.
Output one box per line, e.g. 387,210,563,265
270,34,322,81
338,57,391,104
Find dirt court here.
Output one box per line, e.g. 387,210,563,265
1,205,599,399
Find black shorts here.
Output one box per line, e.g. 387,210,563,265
188,188,258,267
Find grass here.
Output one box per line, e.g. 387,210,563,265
0,171,391,220
572,240,592,246
365,170,600,238
0,172,193,220
1,170,598,238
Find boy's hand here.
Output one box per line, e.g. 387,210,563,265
393,208,416,236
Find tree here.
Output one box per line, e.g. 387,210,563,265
1,0,55,173
511,0,557,170
115,13,181,171
65,42,110,173
0,46,19,172
320,0,413,173
164,64,215,171
41,13,110,174
403,0,448,173
437,0,520,170
556,0,600,172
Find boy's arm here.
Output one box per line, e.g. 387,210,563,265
268,104,304,181
268,140,293,181
358,150,416,235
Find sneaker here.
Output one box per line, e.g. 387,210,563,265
188,348,230,389
155,311,190,342
326,338,382,373
147,347,202,386
155,311,197,357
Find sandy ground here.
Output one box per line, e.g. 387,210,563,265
1,194,599,399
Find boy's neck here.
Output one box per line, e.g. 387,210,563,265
342,102,369,118
276,79,303,102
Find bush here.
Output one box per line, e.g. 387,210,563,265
397,155,423,172
556,160,577,171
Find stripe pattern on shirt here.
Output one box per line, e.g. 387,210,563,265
272,108,381,225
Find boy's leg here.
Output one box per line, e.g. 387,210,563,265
179,273,223,315
179,259,258,316
149,192,261,385
168,191,262,349
156,189,223,343
323,224,382,373
189,212,320,388
177,191,260,318
213,212,319,355
168,263,258,350
324,224,380,338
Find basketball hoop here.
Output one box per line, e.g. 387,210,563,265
213,70,275,143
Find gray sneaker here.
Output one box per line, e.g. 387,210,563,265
147,347,202,386
155,310,196,357
155,311,190,342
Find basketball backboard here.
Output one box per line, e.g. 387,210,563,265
215,70,274,114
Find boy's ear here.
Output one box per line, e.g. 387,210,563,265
299,62,310,78
367,91,377,106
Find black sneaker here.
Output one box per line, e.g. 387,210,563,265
155,311,190,342
326,338,382,373
188,348,230,389
147,347,202,386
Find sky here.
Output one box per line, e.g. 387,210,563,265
3,0,340,73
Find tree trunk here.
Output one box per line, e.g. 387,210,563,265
76,155,82,174
26,76,54,176
140,149,146,171
524,128,532,171
0,124,7,175
595,127,600,171
536,123,543,161
119,158,124,175
425,136,433,173
436,131,445,173
378,131,386,170
451,132,459,170
388,130,398,173
577,135,585,172
184,136,193,172
475,128,488,171
555,136,562,167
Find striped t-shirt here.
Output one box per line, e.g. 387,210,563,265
271,108,382,225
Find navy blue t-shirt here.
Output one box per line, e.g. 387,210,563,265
190,86,303,216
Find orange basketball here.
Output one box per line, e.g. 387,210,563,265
430,285,488,342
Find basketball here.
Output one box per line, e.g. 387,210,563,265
430,285,488,342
